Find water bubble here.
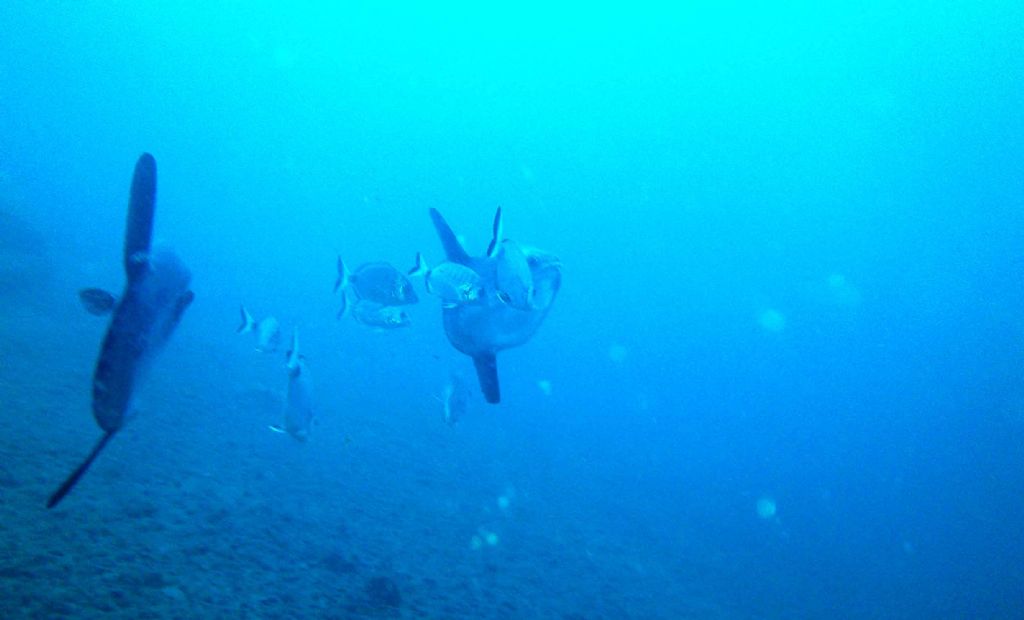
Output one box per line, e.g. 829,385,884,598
758,309,786,333
755,497,777,519
826,272,862,306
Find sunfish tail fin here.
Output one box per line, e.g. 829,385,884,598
237,304,255,333
124,153,157,281
472,353,501,404
429,209,472,266
486,206,503,258
46,431,116,509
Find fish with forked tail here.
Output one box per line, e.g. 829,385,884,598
494,239,535,310
270,327,314,442
236,304,281,353
408,252,484,307
48,153,194,508
334,258,418,306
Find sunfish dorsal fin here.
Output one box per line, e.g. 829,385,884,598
486,206,503,258
429,209,472,266
472,352,501,404
124,153,157,281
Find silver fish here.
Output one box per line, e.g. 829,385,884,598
48,153,194,508
408,252,483,306
495,239,534,310
334,258,418,306
441,372,471,426
270,328,314,442
236,304,281,353
349,300,411,329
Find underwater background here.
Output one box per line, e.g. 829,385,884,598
1,2,1022,618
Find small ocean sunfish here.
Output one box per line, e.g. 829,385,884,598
236,305,281,353
409,252,483,307
48,153,194,508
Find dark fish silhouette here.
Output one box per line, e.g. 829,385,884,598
427,208,561,403
47,154,194,508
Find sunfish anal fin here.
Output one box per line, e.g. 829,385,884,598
46,431,117,509
472,352,501,404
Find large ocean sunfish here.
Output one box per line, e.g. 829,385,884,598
428,208,561,404
47,154,194,508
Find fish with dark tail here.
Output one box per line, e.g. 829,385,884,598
47,153,194,508
426,208,561,403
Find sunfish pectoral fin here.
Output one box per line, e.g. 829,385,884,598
78,288,117,316
124,153,157,282
472,353,501,404
429,209,472,266
46,431,117,509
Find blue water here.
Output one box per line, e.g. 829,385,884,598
1,2,1022,618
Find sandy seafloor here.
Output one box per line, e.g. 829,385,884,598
0,287,770,619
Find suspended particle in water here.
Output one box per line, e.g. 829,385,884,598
608,344,628,363
756,496,777,520
758,309,786,333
